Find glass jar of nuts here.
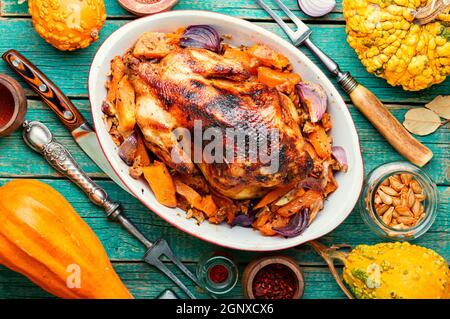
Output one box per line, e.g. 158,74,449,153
360,162,439,240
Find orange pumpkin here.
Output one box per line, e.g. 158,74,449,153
0,180,133,299
28,0,106,51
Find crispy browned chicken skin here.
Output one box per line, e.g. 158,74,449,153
128,48,312,199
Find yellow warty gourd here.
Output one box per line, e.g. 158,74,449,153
343,0,450,91
343,242,449,299
28,0,106,51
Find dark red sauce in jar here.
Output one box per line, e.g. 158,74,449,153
252,264,298,299
0,83,15,128
208,264,229,284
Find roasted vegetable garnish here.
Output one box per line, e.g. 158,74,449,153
143,161,177,208
103,26,346,237
133,32,178,59
116,75,136,135
247,44,290,69
180,25,222,53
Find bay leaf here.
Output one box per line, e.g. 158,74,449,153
425,95,450,119
403,108,441,136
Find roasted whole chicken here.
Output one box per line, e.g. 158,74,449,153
127,47,312,199
103,27,346,237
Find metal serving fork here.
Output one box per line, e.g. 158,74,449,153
22,120,212,299
257,0,433,167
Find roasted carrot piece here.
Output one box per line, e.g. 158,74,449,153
257,66,301,89
277,190,323,217
253,209,273,229
308,125,332,159
223,47,260,74
254,183,295,209
258,223,277,236
303,141,318,161
248,44,290,69
200,195,218,217
136,131,151,167
254,213,289,236
107,56,125,106
143,161,177,208
116,75,136,135
173,173,210,194
174,179,202,208
174,180,218,216
324,168,338,197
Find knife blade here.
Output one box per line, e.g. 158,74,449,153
2,49,131,194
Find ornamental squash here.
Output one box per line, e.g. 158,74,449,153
0,180,133,299
343,0,450,91
28,0,106,51
311,241,449,299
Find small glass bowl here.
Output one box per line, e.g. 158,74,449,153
196,253,238,295
359,162,439,241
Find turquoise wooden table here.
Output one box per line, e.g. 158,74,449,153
0,0,448,299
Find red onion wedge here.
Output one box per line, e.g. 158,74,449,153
118,133,138,166
232,213,255,227
297,82,328,123
332,146,348,172
180,25,221,53
298,177,324,193
232,199,259,227
298,0,336,18
273,209,309,238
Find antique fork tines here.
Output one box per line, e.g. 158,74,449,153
257,0,311,45
22,120,209,299
256,0,353,89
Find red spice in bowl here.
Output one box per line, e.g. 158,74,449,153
242,255,305,299
208,264,229,284
0,83,15,128
253,264,298,299
0,74,27,137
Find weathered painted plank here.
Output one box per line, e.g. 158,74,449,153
1,0,344,21
0,19,449,103
0,100,447,184
0,178,447,264
0,263,347,299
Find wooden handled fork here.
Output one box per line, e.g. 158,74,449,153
257,0,433,167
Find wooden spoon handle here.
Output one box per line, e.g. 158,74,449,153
349,84,433,167
2,49,86,132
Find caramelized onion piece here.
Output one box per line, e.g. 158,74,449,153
297,82,328,123
180,25,221,53
332,146,348,172
298,177,324,193
232,199,258,227
273,209,309,238
118,133,138,166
